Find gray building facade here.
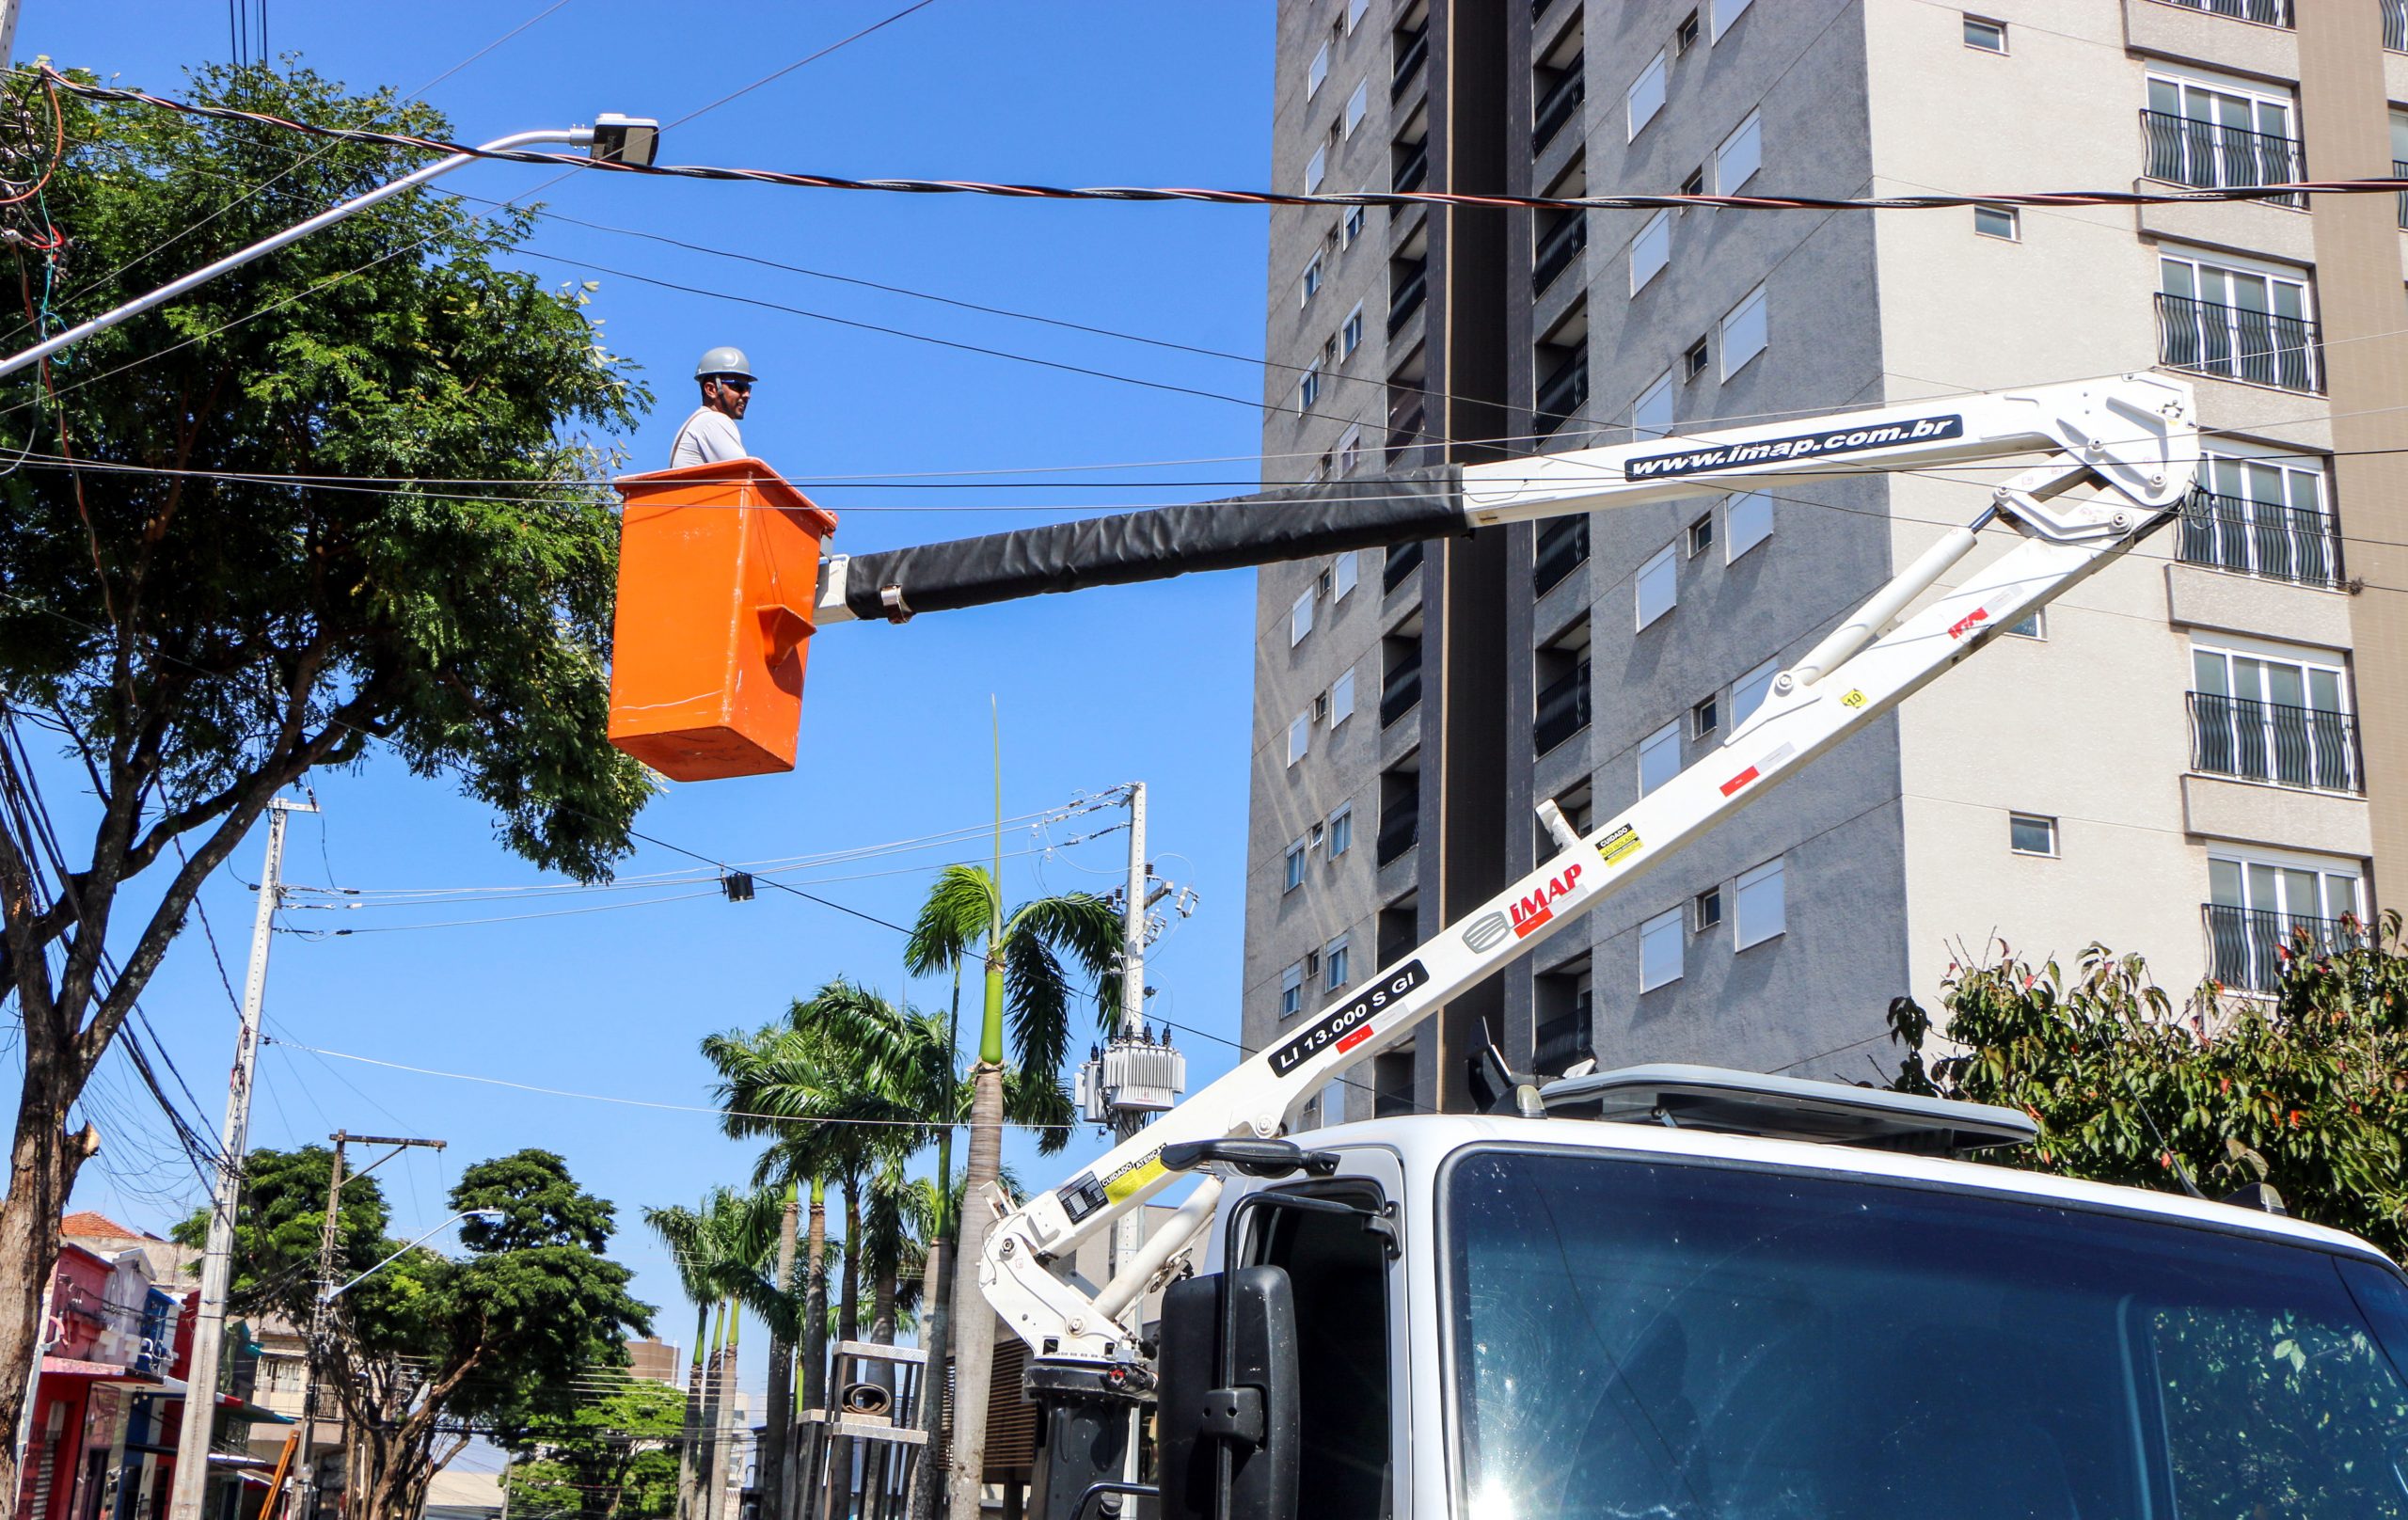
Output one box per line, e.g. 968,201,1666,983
1246,0,2407,1120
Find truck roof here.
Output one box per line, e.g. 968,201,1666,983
1296,1110,2398,1269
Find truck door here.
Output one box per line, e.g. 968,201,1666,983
1234,1150,1407,1520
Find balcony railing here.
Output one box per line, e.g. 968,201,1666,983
2155,292,2322,393
2204,903,2363,993
1387,405,1428,465
1534,515,1589,595
1392,24,1429,98
2388,0,2407,51
2176,489,2343,587
1535,354,1589,437
2188,691,2360,794
1532,994,1593,1072
1534,659,1592,755
1388,262,1429,334
1532,66,1585,155
2140,110,2304,206
1384,539,1424,595
2152,0,2291,26
1393,139,1430,196
1382,656,1423,728
1532,211,1587,296
2396,160,2408,229
1377,798,1420,864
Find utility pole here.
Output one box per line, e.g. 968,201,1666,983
168,795,313,1520
293,1132,446,1520
0,0,22,71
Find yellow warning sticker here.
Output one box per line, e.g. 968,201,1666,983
1598,824,1642,866
1842,689,1867,709
1102,1151,1167,1206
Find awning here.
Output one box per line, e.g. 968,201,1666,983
38,1357,174,1390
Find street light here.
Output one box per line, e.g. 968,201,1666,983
321,1208,507,1303
0,114,660,384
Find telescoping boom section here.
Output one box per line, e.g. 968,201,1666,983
971,372,2199,1377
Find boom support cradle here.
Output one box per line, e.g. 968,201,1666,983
974,372,2198,1372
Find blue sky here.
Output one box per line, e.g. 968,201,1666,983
23,0,1278,1414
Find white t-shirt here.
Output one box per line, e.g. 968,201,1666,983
670,406,745,467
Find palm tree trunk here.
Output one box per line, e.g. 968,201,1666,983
943,1059,1006,1520
905,1220,946,1520
832,1175,864,1520
711,1296,742,1520
763,1184,800,1520
696,1301,726,1520
863,1259,901,1520
678,1300,710,1520
799,1178,832,1520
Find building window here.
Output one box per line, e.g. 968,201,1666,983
1334,550,1358,599
1630,211,1671,293
1343,204,1367,246
1637,545,1677,629
2207,849,2366,993
1301,253,1323,306
1712,0,1754,40
1687,513,1714,558
1639,720,1681,797
1308,40,1331,98
1734,856,1785,948
2158,247,2319,393
1693,884,1722,930
1339,426,1365,475
1306,144,1328,194
1285,839,1308,892
1714,112,1762,192
1291,589,1315,646
1332,668,1357,726
1720,284,1768,377
1633,369,1674,439
1326,934,1351,990
2191,640,2356,794
2009,814,2058,857
1314,689,1331,724
1329,802,1354,857
1680,165,1705,198
1346,0,1369,31
1345,78,1370,138
2005,609,2044,639
1289,713,1310,766
1974,204,2019,241
1733,656,1780,725
1639,907,1685,990
1963,14,2006,52
1725,489,1772,560
1341,304,1366,358
1684,336,1711,380
1280,961,1306,1018
2185,446,2338,586
2144,71,2300,199
1691,693,1719,739
1675,9,1703,53
1626,51,1667,137
1535,618,1593,756
1301,361,1323,410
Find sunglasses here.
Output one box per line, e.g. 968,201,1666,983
715,378,752,394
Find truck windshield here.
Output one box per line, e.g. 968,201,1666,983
1447,1148,2408,1520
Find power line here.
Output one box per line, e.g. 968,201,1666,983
44,64,2408,217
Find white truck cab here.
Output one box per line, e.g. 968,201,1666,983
1160,1069,2408,1520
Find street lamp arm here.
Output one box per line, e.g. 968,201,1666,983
0,124,604,385
322,1209,503,1303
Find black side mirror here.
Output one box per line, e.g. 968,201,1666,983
1155,1268,1300,1520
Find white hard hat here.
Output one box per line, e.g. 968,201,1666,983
694,346,756,382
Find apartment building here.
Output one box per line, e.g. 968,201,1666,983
1244,0,2408,1119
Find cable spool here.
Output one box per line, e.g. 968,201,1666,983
838,1381,893,1419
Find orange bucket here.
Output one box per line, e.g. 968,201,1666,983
607,458,838,781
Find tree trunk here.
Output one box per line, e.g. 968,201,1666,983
0,1077,96,1508
830,1176,863,1520
862,1260,900,1520
696,1301,726,1520
762,1185,800,1520
677,1300,711,1520
943,1062,1006,1520
710,1298,741,1520
907,1122,955,1520
797,1179,831,1520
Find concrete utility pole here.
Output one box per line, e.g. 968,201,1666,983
1109,784,1150,1277
169,795,312,1520
293,1132,447,1520
0,0,23,72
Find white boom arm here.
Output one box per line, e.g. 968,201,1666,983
981,372,2198,1368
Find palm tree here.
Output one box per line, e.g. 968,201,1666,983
904,865,1119,1520
646,1189,782,1520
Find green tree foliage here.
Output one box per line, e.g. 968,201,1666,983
503,1379,685,1520
1887,921,2408,1259
0,62,653,1476
175,1147,652,1519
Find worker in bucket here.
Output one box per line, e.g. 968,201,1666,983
670,346,754,467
